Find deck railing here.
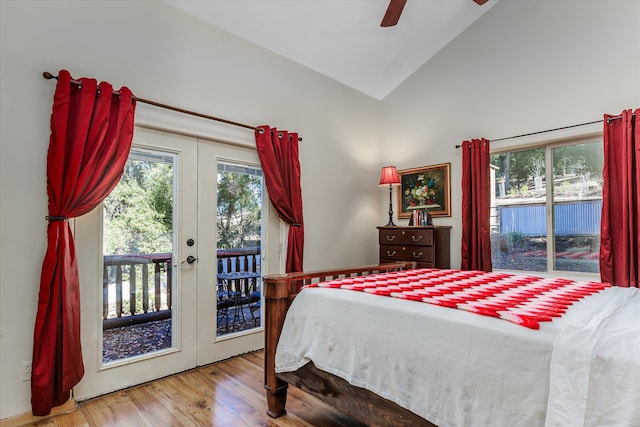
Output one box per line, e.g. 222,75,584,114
102,247,261,329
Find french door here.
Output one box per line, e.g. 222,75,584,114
74,127,279,400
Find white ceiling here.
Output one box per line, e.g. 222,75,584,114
162,0,499,100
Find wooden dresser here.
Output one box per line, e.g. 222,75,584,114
377,226,451,269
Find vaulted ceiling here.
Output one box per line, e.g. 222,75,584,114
162,0,499,100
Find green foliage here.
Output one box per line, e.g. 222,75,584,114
497,231,527,252
491,147,545,184
492,141,602,196
216,171,262,249
508,231,526,249
552,142,603,177
104,157,263,255
103,159,173,255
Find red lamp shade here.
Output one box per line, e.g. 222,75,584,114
379,166,400,186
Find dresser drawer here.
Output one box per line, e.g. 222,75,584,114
379,245,435,263
378,226,451,269
379,228,433,246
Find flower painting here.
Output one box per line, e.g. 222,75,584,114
397,163,451,218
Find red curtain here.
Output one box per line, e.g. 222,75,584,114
600,108,639,288
461,138,493,272
32,70,136,415
255,126,304,272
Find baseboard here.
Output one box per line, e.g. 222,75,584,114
0,400,76,427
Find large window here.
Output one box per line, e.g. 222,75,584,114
490,139,603,274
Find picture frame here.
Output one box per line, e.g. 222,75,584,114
397,163,451,218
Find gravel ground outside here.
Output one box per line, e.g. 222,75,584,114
103,305,261,363
490,234,600,274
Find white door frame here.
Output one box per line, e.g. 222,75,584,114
74,113,284,399
75,128,199,400
196,141,275,364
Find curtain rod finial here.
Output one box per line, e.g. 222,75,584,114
42,71,56,80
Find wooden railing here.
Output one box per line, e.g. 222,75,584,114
102,253,172,329
102,247,261,330
217,247,260,278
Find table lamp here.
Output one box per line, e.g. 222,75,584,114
379,166,401,226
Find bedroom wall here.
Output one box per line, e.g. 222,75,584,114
0,0,383,419
381,0,640,269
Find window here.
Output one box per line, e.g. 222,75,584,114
490,139,603,275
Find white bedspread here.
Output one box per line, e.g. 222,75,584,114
546,287,640,427
275,285,640,427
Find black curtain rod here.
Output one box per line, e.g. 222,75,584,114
42,71,303,141
454,115,631,148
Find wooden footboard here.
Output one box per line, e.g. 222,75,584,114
278,362,435,426
262,261,425,423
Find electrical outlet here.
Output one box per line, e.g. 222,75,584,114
22,361,32,382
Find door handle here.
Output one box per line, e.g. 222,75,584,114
183,255,198,264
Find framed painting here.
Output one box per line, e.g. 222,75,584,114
397,163,451,218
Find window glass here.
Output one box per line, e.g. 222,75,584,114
490,140,603,274
102,148,176,363
216,161,263,336
552,142,603,273
491,147,547,272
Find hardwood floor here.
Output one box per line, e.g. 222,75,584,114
28,351,367,427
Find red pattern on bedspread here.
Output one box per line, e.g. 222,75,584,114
308,269,610,329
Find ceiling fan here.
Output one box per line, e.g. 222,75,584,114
381,0,489,27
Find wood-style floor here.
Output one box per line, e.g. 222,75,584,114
28,350,366,427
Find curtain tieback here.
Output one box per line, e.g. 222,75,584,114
45,215,68,222
290,223,301,227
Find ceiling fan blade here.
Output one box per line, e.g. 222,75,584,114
473,0,489,5
380,0,407,27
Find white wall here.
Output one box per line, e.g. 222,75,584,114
381,0,640,268
0,0,382,418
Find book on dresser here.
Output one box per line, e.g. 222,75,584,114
377,226,451,269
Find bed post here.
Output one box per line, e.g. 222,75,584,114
263,274,292,418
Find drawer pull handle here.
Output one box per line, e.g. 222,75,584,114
386,235,396,241
412,252,423,258
386,250,397,257
411,235,423,242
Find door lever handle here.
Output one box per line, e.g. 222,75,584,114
182,255,198,264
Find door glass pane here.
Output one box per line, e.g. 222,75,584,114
552,141,603,273
102,148,176,363
216,162,263,336
490,147,547,271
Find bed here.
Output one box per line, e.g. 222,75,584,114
263,262,640,427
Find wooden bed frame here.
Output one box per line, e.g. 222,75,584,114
262,261,437,426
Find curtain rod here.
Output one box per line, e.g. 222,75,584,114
454,116,629,148
42,71,303,141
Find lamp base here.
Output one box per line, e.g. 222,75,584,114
385,184,396,226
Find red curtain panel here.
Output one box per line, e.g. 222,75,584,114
255,126,304,272
600,108,639,287
32,70,136,415
461,138,493,272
